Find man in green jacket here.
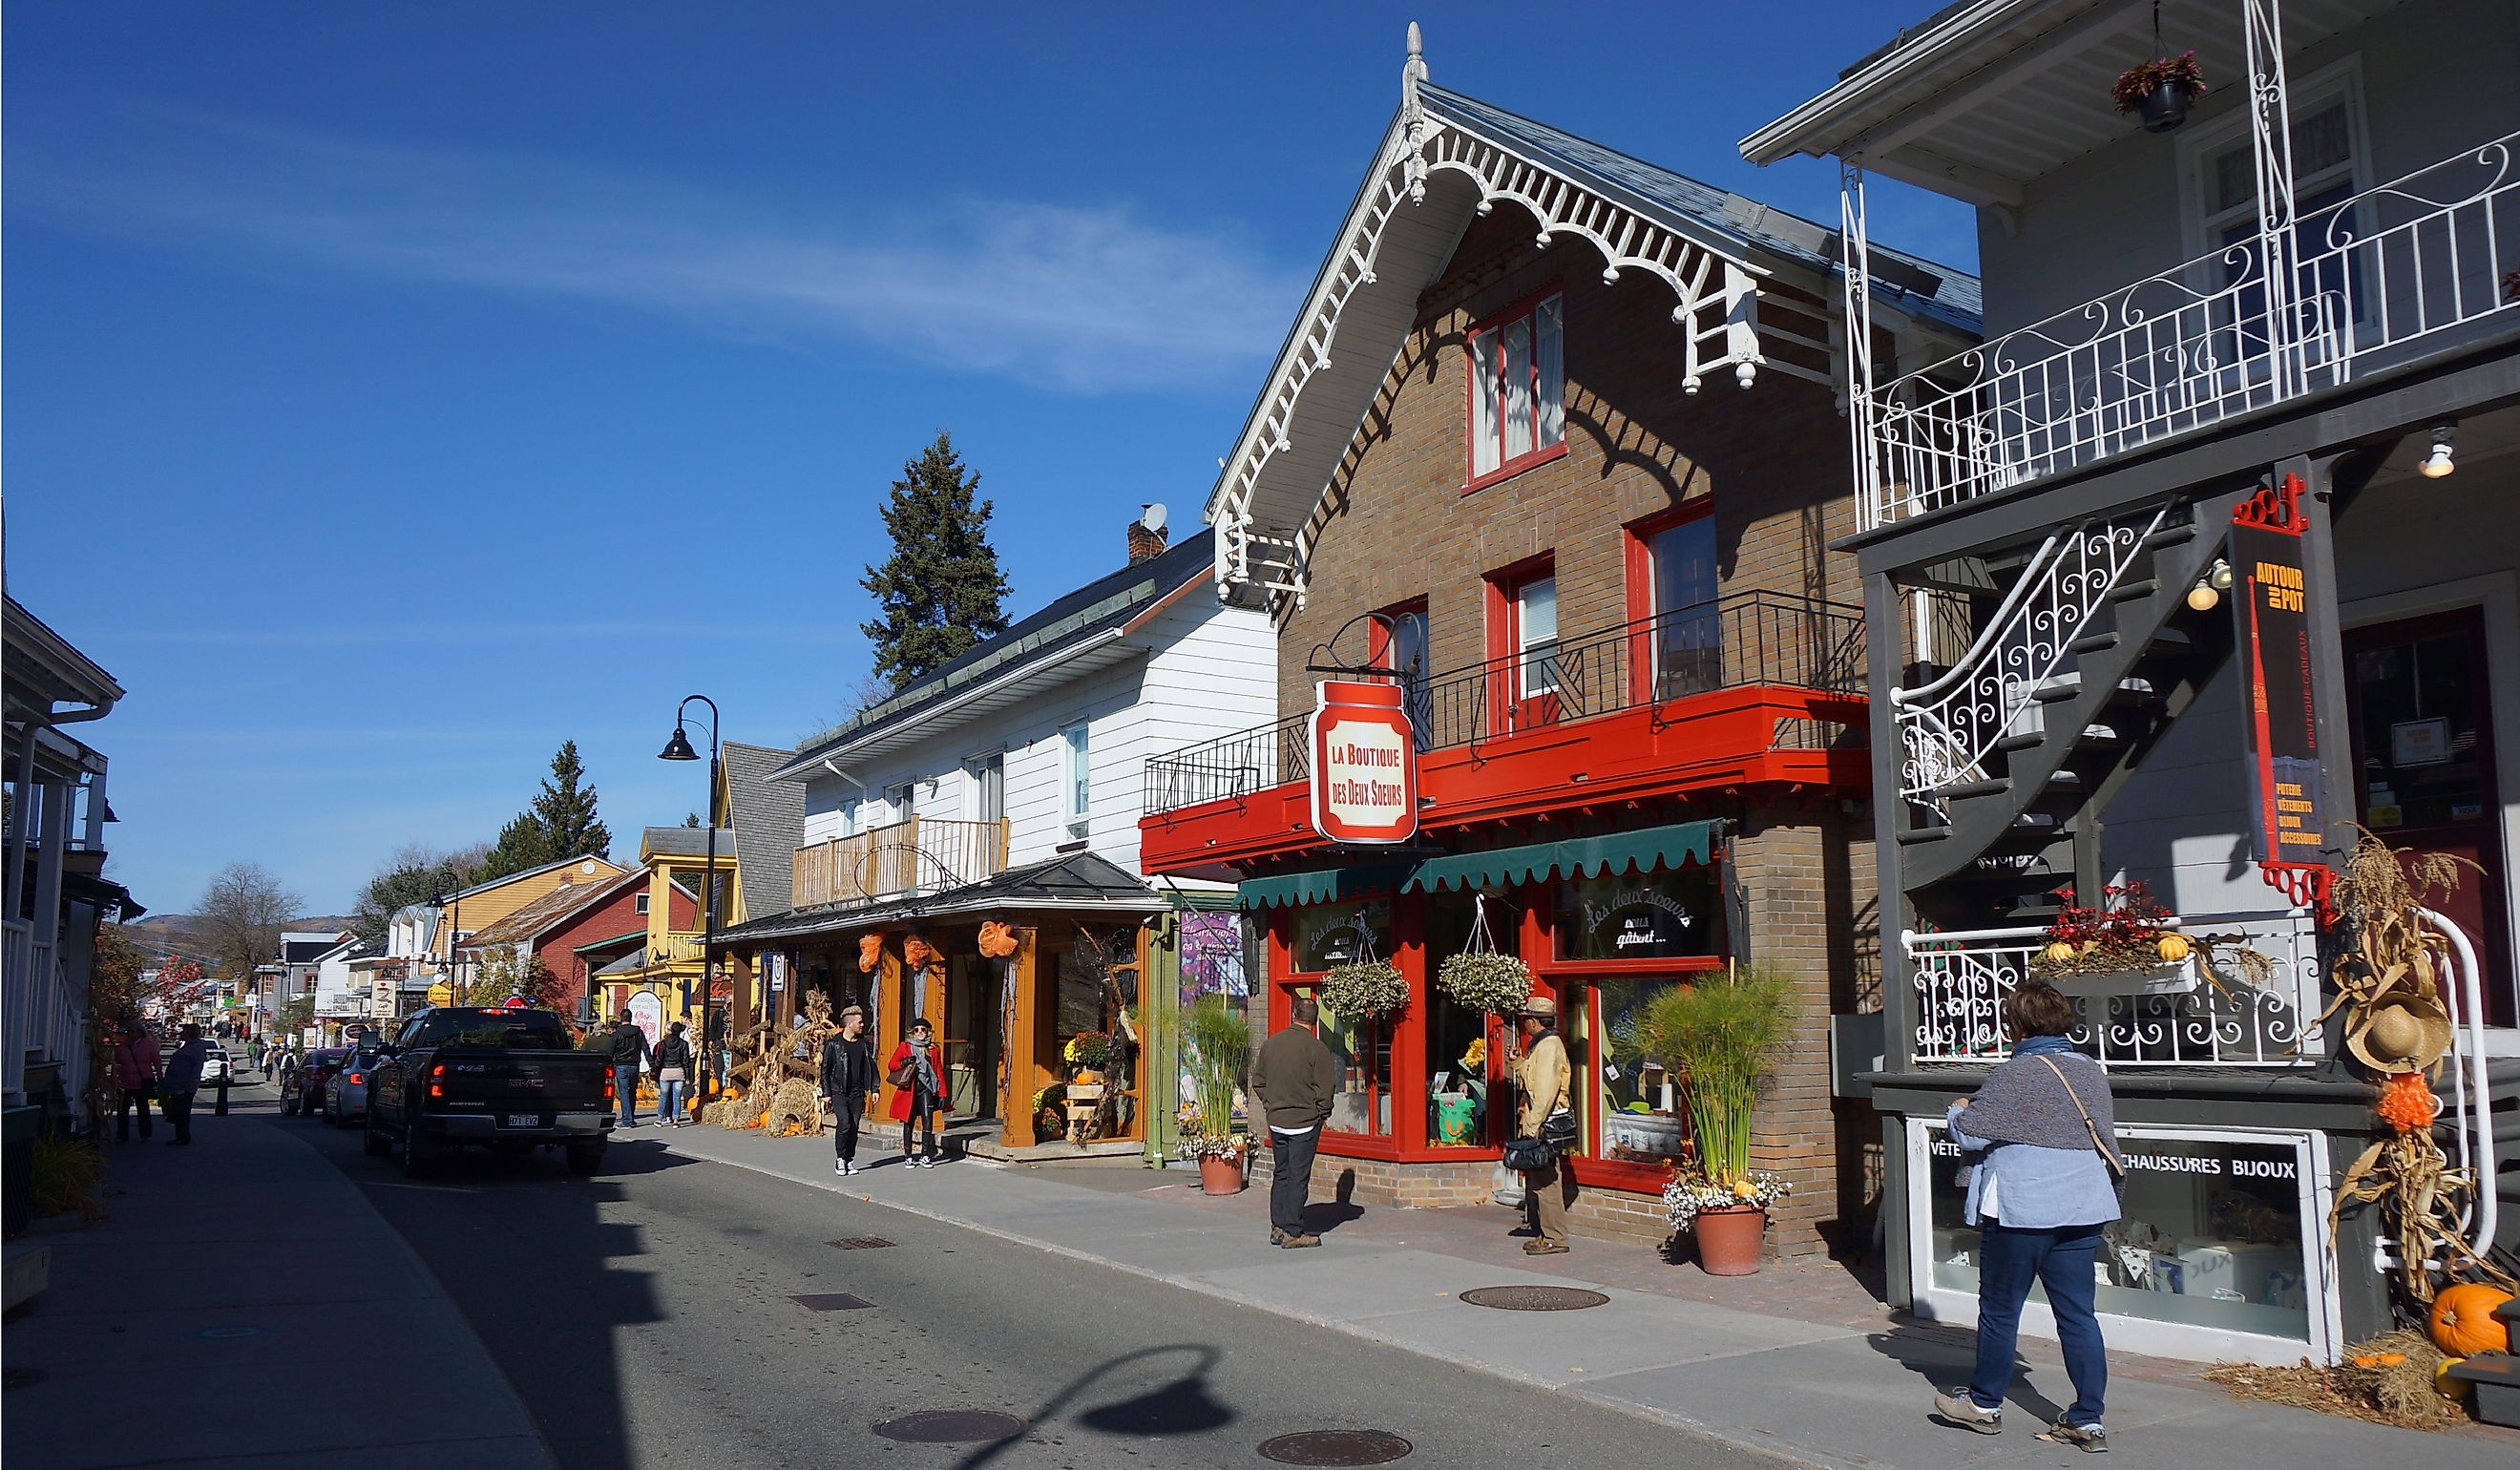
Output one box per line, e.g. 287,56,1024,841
1249,995,1338,1249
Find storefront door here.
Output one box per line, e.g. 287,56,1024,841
945,952,999,1121
2345,607,2513,1027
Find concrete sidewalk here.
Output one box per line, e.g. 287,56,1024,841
647,1122,2507,1470
2,1088,556,1470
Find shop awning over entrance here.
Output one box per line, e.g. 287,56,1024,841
1237,820,1717,910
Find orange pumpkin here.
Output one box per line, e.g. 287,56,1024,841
2429,1282,2514,1356
857,934,884,975
977,920,1018,959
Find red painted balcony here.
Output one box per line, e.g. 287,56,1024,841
1140,591,1869,879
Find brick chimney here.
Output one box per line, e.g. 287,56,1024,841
1125,516,1169,565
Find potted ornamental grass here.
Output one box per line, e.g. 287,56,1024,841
1641,962,1797,1275
2029,881,2200,998
2114,50,2207,133
1177,994,1251,1195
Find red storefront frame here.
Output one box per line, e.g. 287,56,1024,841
1262,851,1727,1191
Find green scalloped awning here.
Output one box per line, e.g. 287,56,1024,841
1402,820,1717,893
1235,863,1414,911
1237,821,1717,910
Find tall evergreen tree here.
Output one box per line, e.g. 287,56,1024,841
859,430,1011,687
476,741,612,881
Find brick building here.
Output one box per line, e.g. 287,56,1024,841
1139,32,1979,1258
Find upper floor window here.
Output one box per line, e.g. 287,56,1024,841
968,752,1005,824
2185,65,2367,333
1369,599,1434,751
634,892,651,915
1060,722,1091,839
1487,557,1562,733
1631,510,1720,699
1467,291,1565,488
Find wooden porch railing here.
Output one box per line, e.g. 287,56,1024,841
791,816,1012,910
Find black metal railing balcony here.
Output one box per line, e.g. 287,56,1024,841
1144,591,1864,815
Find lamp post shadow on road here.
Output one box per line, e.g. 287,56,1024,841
659,694,721,1119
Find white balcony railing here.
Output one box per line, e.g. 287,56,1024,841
1860,133,2520,530
792,816,1011,911
1903,908,2320,1067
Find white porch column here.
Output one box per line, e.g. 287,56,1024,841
2242,0,2300,396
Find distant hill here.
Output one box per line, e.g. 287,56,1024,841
123,914,359,961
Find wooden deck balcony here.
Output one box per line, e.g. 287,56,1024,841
791,816,1012,910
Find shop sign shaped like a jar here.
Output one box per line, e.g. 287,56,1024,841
1310,681,1419,845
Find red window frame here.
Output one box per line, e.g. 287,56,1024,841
1622,502,1718,698
1461,285,1568,495
1484,555,1561,735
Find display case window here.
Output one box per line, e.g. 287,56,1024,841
1915,1121,2330,1359
1290,984,1392,1138
1587,979,1690,1166
1553,866,1719,962
1290,899,1394,974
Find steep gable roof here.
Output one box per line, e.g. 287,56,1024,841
723,741,806,919
1206,30,1980,609
461,869,646,949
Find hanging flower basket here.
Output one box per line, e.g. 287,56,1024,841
2113,52,2207,134
1436,951,1533,1016
1320,960,1409,1019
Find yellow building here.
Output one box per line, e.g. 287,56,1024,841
591,827,739,1036
438,853,629,998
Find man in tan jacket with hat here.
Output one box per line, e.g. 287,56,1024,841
1513,994,1572,1254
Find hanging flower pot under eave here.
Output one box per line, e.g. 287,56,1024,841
2048,954,2200,998
2137,79,2194,133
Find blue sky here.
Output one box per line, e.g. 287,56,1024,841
3,3,1973,917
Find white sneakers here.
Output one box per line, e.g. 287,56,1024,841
835,1159,856,1177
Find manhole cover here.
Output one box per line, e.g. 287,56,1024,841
872,1410,1028,1443
1257,1429,1414,1465
825,1236,895,1250
1458,1285,1608,1312
790,1292,875,1312
3,1367,43,1391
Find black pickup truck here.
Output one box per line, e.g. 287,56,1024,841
365,1005,616,1176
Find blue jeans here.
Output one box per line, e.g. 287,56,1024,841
657,1078,684,1124
618,1071,638,1125
1972,1221,2108,1427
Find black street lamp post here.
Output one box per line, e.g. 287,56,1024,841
660,695,722,1117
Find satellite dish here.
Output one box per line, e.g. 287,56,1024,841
1139,503,1168,536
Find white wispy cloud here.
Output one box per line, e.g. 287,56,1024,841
12,106,1299,393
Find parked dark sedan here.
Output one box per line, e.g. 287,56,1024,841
283,1048,353,1117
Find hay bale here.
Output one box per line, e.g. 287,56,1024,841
762,1079,822,1139
2202,1330,2459,1431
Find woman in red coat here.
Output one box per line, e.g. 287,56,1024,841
886,1018,944,1167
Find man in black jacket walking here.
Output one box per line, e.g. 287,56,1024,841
1250,996,1338,1248
820,1004,878,1177
608,1013,650,1128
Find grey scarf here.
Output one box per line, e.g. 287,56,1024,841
910,1037,940,1096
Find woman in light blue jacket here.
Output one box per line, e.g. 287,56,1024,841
1932,978,2121,1454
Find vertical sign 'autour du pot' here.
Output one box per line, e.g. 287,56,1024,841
1310,681,1419,845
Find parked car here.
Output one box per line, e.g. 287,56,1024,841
366,1005,615,1176
200,1048,233,1085
324,1048,386,1126
283,1048,352,1117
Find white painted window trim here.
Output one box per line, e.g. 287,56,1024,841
1060,722,1090,840
1903,1118,2344,1367
2176,55,2373,274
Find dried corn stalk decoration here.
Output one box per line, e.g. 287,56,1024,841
2321,828,2513,1303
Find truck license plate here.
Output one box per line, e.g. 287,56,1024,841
503,1114,538,1128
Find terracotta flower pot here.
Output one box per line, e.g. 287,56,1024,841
1198,1154,1244,1196
1693,1204,1766,1275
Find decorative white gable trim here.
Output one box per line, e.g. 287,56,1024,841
1209,26,1827,611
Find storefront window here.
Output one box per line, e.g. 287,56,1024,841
1591,979,1689,1166
1423,888,1508,1148
1293,984,1392,1137
1922,1124,2315,1345
1553,866,1719,961
1291,899,1393,972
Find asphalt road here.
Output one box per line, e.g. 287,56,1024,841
276,1105,1787,1470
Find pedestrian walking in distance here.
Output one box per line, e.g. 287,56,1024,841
1931,978,2119,1454
821,1004,878,1176
1249,993,1336,1248
1512,996,1572,1255
886,1018,945,1166
159,1024,210,1145
608,1013,650,1128
652,1021,693,1126
114,1016,162,1143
